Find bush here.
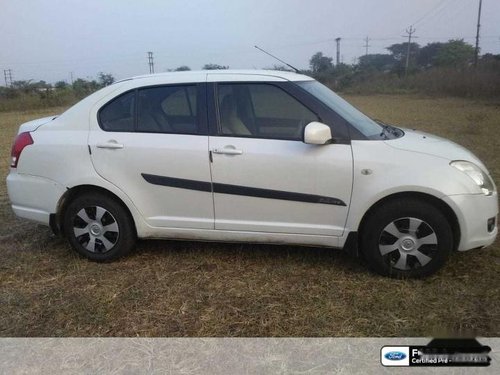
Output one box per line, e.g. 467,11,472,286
0,73,115,112
341,64,500,98
0,88,79,112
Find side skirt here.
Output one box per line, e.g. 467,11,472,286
138,226,342,248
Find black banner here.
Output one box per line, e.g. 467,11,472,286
381,339,491,367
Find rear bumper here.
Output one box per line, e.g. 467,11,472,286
6,172,66,226
443,192,498,251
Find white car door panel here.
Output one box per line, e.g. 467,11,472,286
88,84,214,229
209,137,352,236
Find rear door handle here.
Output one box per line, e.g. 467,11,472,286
96,140,124,149
212,148,243,155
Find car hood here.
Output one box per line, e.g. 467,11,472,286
18,115,58,134
384,128,487,169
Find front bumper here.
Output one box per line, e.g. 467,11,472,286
6,172,66,226
443,192,498,251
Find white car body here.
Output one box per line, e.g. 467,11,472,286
6,70,498,274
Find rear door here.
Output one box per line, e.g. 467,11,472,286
207,76,353,236
88,83,214,229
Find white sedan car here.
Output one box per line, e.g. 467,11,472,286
6,70,498,278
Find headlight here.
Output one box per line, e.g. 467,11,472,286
450,160,496,196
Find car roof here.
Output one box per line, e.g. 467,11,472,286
119,69,313,83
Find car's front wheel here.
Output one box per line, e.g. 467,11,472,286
63,192,136,261
361,198,453,278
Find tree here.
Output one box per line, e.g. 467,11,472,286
32,80,51,89
265,64,293,72
417,42,444,68
358,54,395,71
72,78,99,97
479,53,500,70
98,72,115,87
174,65,191,71
54,81,69,89
387,42,420,75
387,42,420,62
309,52,334,74
202,64,229,70
435,39,474,67
480,53,500,62
11,80,34,94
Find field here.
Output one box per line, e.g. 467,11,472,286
0,95,499,337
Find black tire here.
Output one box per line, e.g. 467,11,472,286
361,198,453,278
63,192,136,261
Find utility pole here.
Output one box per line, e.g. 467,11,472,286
404,26,417,78
70,71,74,85
147,51,155,74
474,0,483,67
3,69,12,87
335,37,341,65
363,36,371,56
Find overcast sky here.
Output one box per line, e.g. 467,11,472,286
1,0,499,84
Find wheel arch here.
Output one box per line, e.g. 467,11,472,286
55,184,137,237
356,191,461,254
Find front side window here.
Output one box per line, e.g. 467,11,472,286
296,80,385,138
138,85,198,134
99,91,135,132
217,83,319,140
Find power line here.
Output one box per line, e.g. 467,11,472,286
432,0,471,27
412,0,454,27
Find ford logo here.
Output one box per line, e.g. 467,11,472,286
384,351,407,361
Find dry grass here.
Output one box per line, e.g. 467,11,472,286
0,97,498,337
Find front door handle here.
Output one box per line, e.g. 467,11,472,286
96,140,124,149
212,147,243,155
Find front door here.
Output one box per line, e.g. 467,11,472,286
208,81,353,236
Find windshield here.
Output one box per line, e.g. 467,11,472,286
296,80,384,138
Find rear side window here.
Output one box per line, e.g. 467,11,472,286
98,91,135,132
98,85,204,135
137,85,199,134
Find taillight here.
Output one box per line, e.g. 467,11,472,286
11,132,34,168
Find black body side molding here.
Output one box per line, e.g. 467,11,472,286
141,173,347,207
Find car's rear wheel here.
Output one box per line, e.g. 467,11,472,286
361,198,453,278
63,192,136,261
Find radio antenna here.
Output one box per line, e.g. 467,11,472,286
254,45,300,73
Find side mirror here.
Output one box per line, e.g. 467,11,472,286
303,122,332,145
